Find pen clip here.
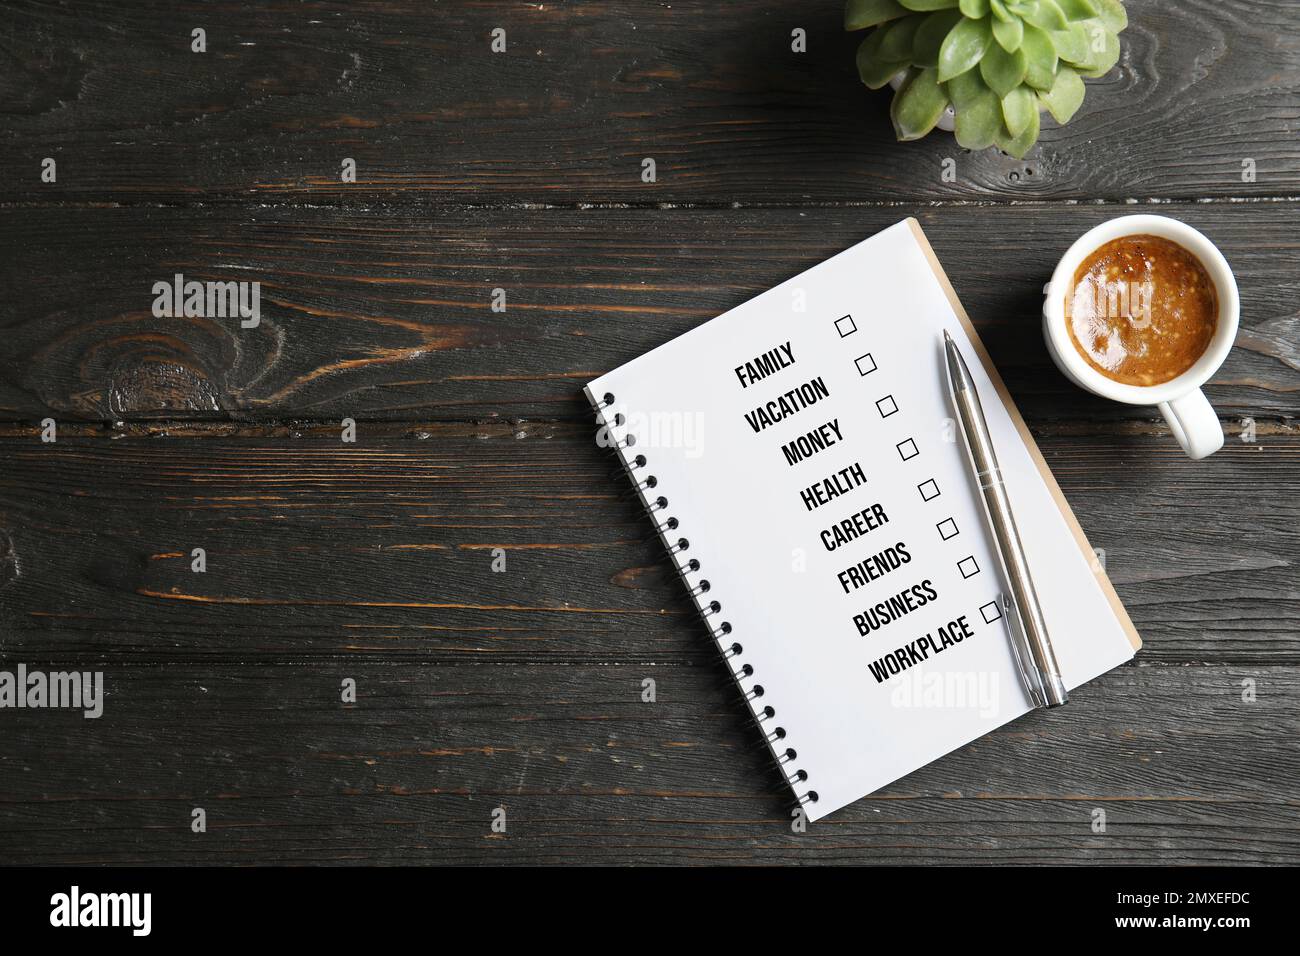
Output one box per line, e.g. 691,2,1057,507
1002,592,1046,710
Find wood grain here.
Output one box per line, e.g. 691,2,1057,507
0,661,1294,864
2,203,1297,422
2,0,1298,866
0,428,1295,667
2,1,1296,205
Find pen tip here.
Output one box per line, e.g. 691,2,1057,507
944,330,972,391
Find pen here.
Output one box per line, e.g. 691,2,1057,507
943,330,1069,709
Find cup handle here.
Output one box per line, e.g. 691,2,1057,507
1158,389,1223,460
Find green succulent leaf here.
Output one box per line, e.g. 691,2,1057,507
991,15,1024,52
944,66,988,109
1013,0,1070,32
1001,84,1038,136
1059,18,1115,71
845,0,1123,151
979,39,1028,96
846,0,910,31
995,101,1041,157
1049,19,1090,62
954,85,1003,148
1077,26,1120,76
891,67,952,140
913,9,965,67
938,15,994,81
857,30,910,88
863,61,912,89
1039,63,1085,122
1057,0,1099,20
877,14,926,61
1020,24,1058,90
1093,0,1127,33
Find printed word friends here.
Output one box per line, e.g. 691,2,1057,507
836,541,911,594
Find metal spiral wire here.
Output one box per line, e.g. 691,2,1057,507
591,390,817,811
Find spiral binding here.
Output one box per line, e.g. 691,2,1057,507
590,390,817,811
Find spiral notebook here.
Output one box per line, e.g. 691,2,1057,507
585,219,1141,822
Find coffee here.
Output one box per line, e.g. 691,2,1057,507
1064,234,1217,387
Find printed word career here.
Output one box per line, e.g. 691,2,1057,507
734,341,795,389
868,615,977,685
852,579,939,636
781,419,842,467
820,502,889,552
800,461,867,511
743,376,830,434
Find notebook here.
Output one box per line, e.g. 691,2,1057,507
585,218,1141,822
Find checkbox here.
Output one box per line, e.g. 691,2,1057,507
876,395,898,418
918,479,940,501
896,438,919,461
980,601,1002,624
835,314,857,338
937,518,959,540
855,353,877,376
958,556,980,579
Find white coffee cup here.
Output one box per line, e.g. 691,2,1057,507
1042,215,1239,460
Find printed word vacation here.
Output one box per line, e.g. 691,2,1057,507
743,375,830,433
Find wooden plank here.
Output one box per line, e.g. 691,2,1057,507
0,662,1294,864
0,427,1295,665
3,0,1295,873
3,1,1296,205
2,203,1297,422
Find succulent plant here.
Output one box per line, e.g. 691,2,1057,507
846,0,1127,158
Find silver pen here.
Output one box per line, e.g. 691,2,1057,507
943,330,1068,709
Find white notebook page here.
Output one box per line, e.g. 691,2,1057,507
586,219,1140,822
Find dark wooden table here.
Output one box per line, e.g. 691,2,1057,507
1,1,1297,865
